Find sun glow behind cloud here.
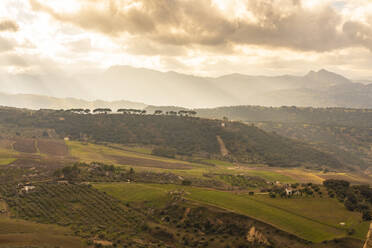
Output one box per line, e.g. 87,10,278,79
0,0,371,79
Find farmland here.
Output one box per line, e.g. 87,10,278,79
0,206,84,248
37,138,69,156
0,107,370,248
13,138,37,153
0,158,16,166
93,182,369,243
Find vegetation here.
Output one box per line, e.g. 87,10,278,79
0,106,370,248
196,105,372,128
0,183,153,247
0,107,343,169
0,217,84,248
323,179,372,221
152,147,177,158
195,105,372,169
93,182,369,243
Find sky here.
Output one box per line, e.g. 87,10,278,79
1,0,372,79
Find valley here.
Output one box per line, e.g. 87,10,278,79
0,106,370,247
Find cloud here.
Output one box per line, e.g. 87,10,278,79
0,53,29,67
0,20,19,32
28,0,372,53
0,37,15,52
66,38,93,53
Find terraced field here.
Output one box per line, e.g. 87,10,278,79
94,182,369,243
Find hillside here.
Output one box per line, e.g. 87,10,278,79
195,106,372,128
0,107,342,169
193,106,372,169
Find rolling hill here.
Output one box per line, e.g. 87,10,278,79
0,107,343,169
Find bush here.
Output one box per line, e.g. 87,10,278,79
152,147,177,158
182,180,192,186
362,210,372,221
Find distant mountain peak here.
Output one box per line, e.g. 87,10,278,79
304,69,351,86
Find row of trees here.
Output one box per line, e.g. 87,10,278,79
117,109,146,115
67,108,112,114
66,108,198,116
154,110,197,116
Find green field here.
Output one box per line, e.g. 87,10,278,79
67,141,204,166
94,183,171,208
0,158,16,166
94,182,369,243
0,148,17,166
243,169,296,183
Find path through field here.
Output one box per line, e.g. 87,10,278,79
364,222,372,248
216,136,229,156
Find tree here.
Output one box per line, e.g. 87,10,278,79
154,110,163,115
182,180,192,186
103,108,112,114
93,108,111,114
117,109,128,114
68,108,85,114
93,108,102,114
178,110,187,116
189,111,197,117
152,147,176,158
362,210,372,221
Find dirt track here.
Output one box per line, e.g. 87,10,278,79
364,222,372,248
216,136,229,157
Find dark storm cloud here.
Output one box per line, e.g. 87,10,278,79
29,0,372,53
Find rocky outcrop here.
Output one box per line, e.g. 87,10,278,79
246,226,270,246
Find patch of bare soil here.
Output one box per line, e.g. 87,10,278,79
13,138,37,153
12,155,76,170
94,240,113,246
37,139,69,156
0,138,13,150
109,155,192,170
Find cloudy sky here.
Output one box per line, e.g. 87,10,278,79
1,0,372,79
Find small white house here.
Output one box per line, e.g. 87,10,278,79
285,188,293,196
21,186,35,193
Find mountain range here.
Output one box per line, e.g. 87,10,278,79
1,66,372,109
